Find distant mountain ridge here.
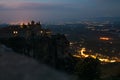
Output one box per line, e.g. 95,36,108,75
61,17,120,23
0,23,9,28
86,17,120,22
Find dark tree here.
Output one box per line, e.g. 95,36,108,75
75,57,101,80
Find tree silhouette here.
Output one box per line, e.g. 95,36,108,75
75,57,101,80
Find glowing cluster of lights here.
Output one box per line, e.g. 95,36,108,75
73,48,120,63
100,37,111,41
46,31,52,34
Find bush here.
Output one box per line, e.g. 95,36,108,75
75,57,101,80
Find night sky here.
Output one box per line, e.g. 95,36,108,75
0,0,120,24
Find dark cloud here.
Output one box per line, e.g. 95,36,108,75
0,4,7,10
0,3,73,11
22,3,71,11
0,1,120,23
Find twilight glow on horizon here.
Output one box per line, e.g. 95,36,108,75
0,0,120,24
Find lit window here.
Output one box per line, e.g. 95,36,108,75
13,31,18,34
40,30,43,33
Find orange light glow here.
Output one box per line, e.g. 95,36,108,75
20,22,28,25
10,21,28,25
80,48,89,57
73,48,120,63
100,37,111,41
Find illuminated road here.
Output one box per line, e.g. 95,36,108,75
73,48,120,63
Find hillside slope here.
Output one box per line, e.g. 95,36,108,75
0,44,73,80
